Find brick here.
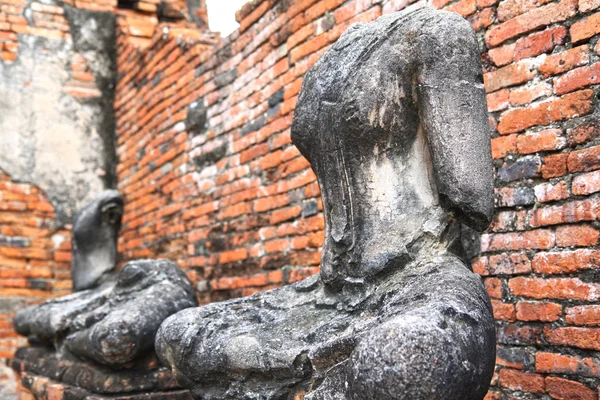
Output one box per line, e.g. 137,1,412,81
333,0,374,23
514,26,567,61
286,22,315,50
545,376,596,400
542,153,568,178
556,224,600,247
238,0,271,32
497,156,541,182
484,60,536,93
381,0,413,10
291,231,323,249
516,128,565,154
568,144,600,173
487,89,509,112
573,170,600,196
496,346,533,369
289,33,328,64
567,121,600,146
580,0,600,12
554,62,600,95
594,39,600,56
484,277,503,298
432,0,453,8
491,135,517,158
286,266,319,283
565,305,600,326
509,277,600,301
0,247,50,260
481,229,555,252
532,249,600,274
487,252,532,275
468,7,495,32
0,31,17,41
486,0,577,48
490,210,527,232
269,205,301,224
0,268,51,279
509,81,552,106
536,352,600,377
477,0,499,6
218,248,248,264
444,0,477,16
529,196,599,227
497,323,543,345
570,11,600,43
0,278,28,288
264,238,290,253
253,194,289,213
496,0,553,22
472,257,488,275
539,46,589,78
276,215,323,237
534,181,569,203
218,201,252,220
491,300,516,321
495,186,536,207
291,249,320,266
497,90,594,134
516,301,562,321
239,143,269,164
1,51,17,62
545,326,600,350
488,43,515,67
257,150,283,170
498,369,545,393
54,251,71,263
211,271,282,291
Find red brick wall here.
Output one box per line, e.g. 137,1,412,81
115,0,600,397
0,169,69,398
0,169,72,351
475,0,600,397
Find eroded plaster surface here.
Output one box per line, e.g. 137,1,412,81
0,4,117,225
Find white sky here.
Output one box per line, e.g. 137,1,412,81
206,0,249,37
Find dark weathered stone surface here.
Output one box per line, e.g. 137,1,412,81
14,259,198,366
10,346,185,394
186,100,208,136
185,0,208,28
71,190,123,291
14,191,197,367
65,5,118,195
157,7,496,399
497,156,541,182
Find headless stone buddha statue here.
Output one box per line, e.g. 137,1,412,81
71,190,124,291
14,190,198,366
156,7,496,399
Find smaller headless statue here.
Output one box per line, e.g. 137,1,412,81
156,8,496,400
71,190,123,291
14,190,198,366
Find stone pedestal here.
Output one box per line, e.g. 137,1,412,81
9,346,192,400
